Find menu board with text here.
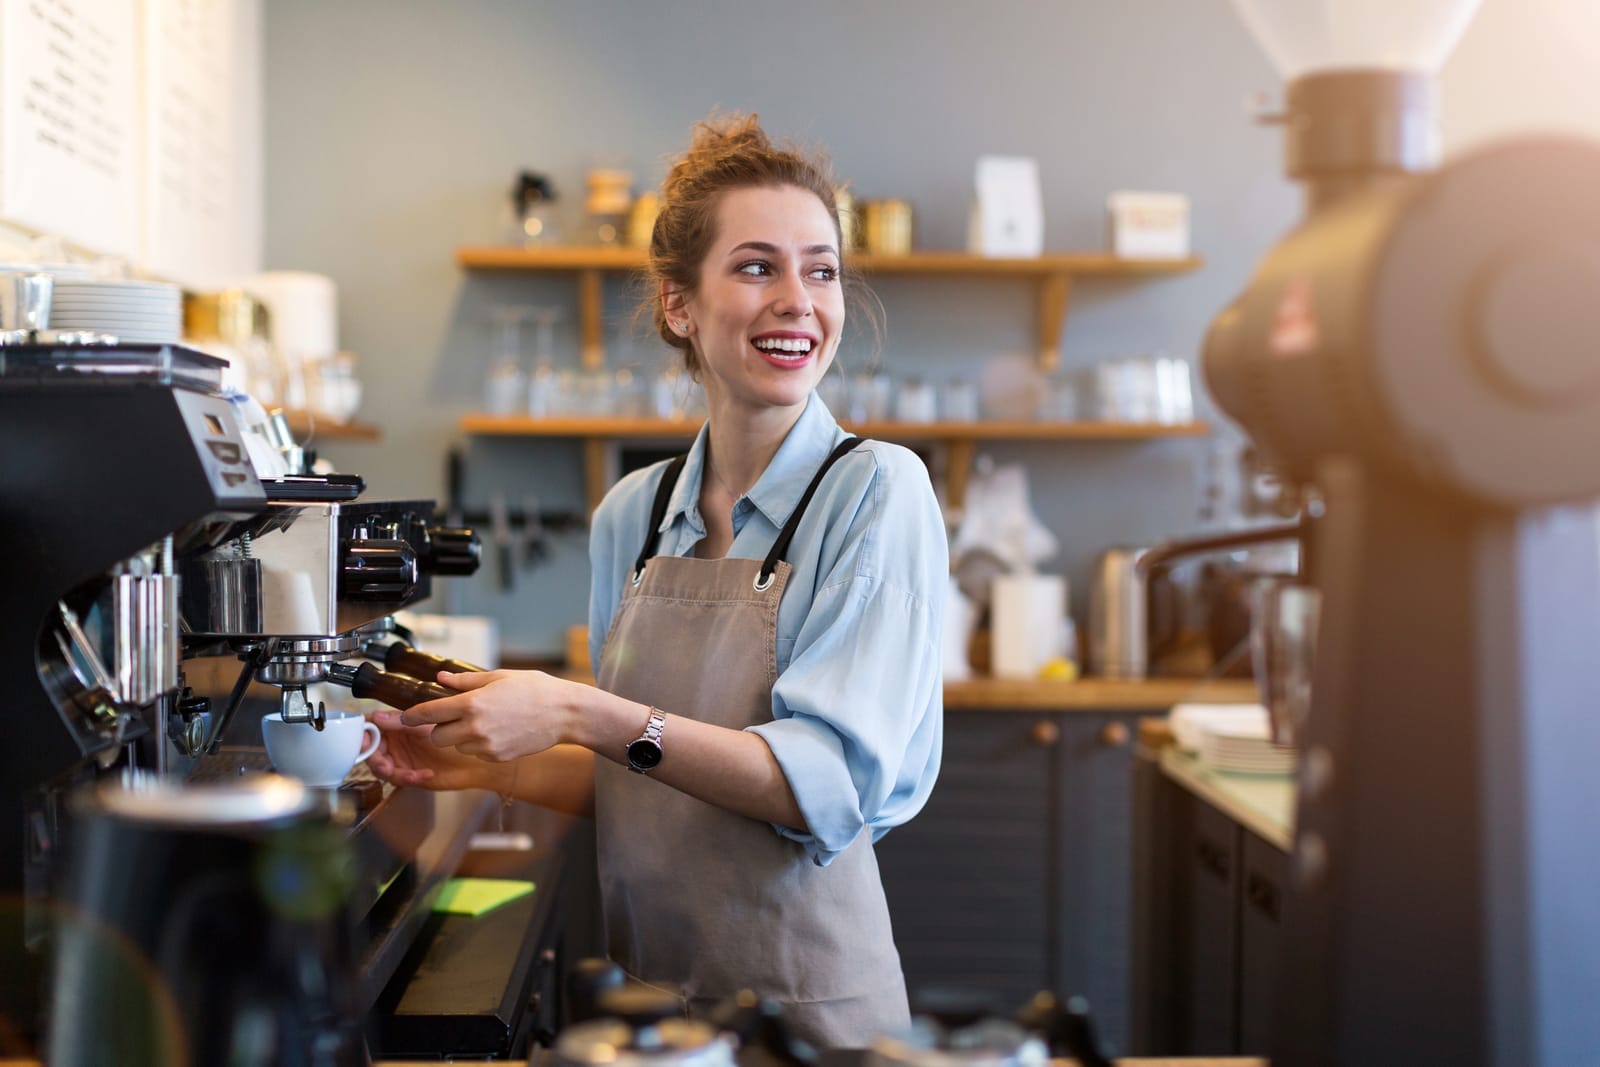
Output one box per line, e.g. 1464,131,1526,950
0,0,260,285
0,0,141,259
141,0,261,286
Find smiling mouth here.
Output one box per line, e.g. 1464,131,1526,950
752,337,815,363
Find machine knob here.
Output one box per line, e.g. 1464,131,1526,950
340,538,418,600
421,525,481,576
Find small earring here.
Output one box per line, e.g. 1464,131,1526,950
677,321,690,334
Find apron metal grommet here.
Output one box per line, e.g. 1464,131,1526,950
753,570,775,592
631,566,645,587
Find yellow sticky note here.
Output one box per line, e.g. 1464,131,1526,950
432,877,536,917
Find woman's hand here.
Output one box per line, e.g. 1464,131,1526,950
397,669,581,763
366,710,506,792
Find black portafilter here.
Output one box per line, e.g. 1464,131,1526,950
371,641,485,681
322,661,451,711
708,990,816,1067
1013,991,1113,1067
567,957,628,1025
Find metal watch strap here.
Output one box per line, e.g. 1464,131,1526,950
627,708,666,773
639,708,664,745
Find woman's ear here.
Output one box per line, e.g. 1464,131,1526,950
660,280,687,317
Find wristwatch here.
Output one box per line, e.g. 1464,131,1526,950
625,708,666,773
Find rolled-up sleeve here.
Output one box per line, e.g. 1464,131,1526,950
747,443,947,866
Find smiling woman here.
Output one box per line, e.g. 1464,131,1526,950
367,112,947,1049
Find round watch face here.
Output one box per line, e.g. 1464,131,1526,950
627,738,663,771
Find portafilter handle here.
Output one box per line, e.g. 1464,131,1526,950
323,661,451,710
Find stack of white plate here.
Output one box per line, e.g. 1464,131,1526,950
1170,703,1271,753
49,279,184,343
1198,717,1297,776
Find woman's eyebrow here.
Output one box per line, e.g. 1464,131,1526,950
727,240,839,258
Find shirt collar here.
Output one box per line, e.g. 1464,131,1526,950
658,392,843,534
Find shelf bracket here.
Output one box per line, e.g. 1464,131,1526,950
945,438,977,514
582,438,612,515
1037,273,1072,372
580,269,604,370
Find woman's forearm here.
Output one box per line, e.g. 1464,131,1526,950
506,744,596,817
566,685,808,831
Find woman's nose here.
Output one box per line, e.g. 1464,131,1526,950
771,270,813,317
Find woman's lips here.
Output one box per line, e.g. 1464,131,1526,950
751,340,815,370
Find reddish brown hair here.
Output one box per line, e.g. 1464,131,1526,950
643,112,877,378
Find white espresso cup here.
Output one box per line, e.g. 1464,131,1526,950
261,710,381,788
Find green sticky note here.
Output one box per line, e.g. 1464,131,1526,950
432,877,536,917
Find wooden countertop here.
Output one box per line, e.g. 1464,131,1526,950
4,1061,1266,1067
545,655,1259,714
944,676,1259,711
10,1057,1269,1066
383,1062,1266,1066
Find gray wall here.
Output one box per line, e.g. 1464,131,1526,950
263,0,1297,658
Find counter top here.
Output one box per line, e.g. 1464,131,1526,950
8,1059,1267,1066
1158,746,1296,852
944,677,1259,712
541,659,1259,714
371,1062,1269,1067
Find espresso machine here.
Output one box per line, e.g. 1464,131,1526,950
1204,2,1599,1063
0,337,481,1056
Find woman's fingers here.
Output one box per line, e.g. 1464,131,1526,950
437,669,501,692
428,718,480,751
398,694,471,728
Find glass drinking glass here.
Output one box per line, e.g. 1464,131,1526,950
849,371,893,424
1250,579,1323,746
484,305,530,416
896,378,937,423
940,380,979,422
526,306,562,417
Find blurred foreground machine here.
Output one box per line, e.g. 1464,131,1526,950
1206,2,1599,1063
0,340,483,1059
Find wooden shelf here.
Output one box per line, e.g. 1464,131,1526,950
455,244,1201,371
459,413,1208,512
456,245,1201,276
281,410,382,442
459,414,1207,440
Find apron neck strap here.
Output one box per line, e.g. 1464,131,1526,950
629,438,867,585
632,453,689,580
757,437,866,587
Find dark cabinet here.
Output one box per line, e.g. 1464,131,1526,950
875,710,1143,1050
1175,786,1241,1053
1130,758,1289,1057
1237,830,1287,1053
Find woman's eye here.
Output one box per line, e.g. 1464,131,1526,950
736,260,772,276
809,265,840,282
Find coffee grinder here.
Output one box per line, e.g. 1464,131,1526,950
1205,1,1600,1062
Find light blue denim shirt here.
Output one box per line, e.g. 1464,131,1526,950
589,392,946,866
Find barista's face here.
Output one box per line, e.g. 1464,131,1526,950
678,185,843,419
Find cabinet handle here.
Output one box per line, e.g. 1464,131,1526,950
1098,721,1130,747
1246,871,1281,922
1030,720,1060,747
1196,837,1231,881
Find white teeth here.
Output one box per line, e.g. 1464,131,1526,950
753,337,813,355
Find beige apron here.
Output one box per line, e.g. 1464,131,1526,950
594,438,910,1050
